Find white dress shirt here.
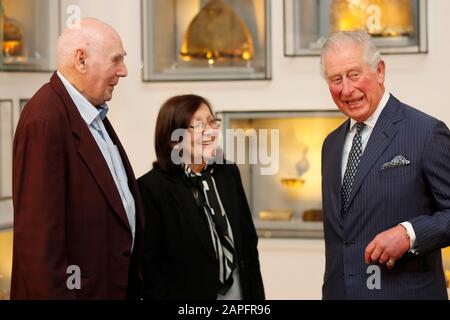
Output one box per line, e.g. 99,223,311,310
57,71,136,249
341,90,417,251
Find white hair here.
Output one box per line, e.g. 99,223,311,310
320,30,382,79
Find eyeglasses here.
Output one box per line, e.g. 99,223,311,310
188,118,222,131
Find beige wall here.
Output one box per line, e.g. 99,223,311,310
1,0,450,299
1,0,450,178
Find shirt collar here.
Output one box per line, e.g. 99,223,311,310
57,71,109,125
349,90,390,131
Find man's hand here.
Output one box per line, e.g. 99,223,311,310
364,225,410,269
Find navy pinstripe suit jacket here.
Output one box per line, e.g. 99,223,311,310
321,94,450,299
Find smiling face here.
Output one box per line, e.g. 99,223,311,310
187,103,219,166
56,19,129,106
324,44,385,122
83,33,128,106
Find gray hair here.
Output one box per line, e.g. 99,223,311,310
320,30,381,78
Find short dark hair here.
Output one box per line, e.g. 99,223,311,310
153,94,213,172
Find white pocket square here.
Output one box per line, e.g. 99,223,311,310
381,155,411,170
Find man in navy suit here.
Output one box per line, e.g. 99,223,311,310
320,30,450,299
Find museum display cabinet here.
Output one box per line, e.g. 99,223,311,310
0,0,60,71
0,99,13,200
284,0,428,56
142,0,271,81
217,110,346,238
0,227,12,300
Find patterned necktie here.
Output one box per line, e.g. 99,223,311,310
341,122,366,213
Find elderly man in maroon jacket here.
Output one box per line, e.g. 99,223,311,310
11,18,144,299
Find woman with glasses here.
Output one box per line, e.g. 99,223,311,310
138,94,265,300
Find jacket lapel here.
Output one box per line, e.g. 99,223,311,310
50,72,131,231
345,95,403,211
329,120,350,225
173,171,217,262
104,118,144,236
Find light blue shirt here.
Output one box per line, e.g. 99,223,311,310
57,71,136,249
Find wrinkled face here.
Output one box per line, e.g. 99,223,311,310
324,45,385,122
187,103,219,164
83,34,128,106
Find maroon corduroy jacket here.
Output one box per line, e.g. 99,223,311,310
11,72,144,299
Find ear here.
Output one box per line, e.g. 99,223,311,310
376,60,386,84
74,49,88,73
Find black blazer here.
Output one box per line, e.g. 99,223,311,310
138,163,265,300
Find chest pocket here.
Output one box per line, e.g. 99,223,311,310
378,153,415,181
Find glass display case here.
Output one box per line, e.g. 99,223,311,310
0,97,13,296
443,247,450,290
0,99,13,200
284,0,428,56
19,98,28,111
0,228,12,300
0,98,21,201
0,0,59,71
142,0,271,81
0,97,23,300
217,110,346,238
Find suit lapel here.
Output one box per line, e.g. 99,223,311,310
345,95,403,211
328,120,350,225
104,118,144,235
174,171,217,262
50,72,131,231
76,138,132,231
